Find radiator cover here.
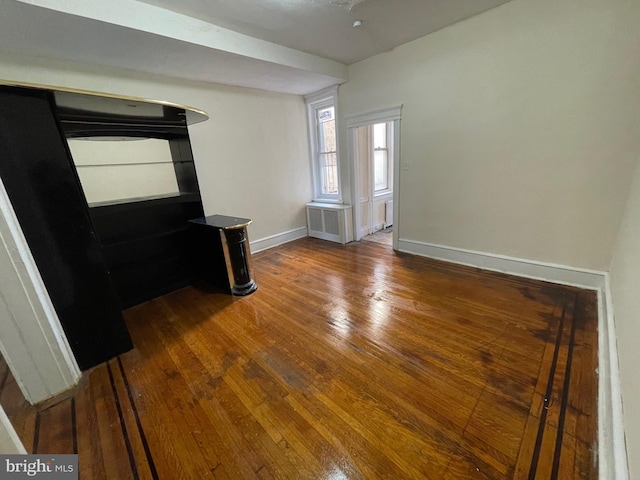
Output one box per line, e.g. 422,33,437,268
306,202,354,244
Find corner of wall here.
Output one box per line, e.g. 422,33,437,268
599,274,630,480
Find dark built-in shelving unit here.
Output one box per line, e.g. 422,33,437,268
89,193,205,308
0,81,209,369
57,92,207,309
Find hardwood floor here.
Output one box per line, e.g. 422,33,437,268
4,238,598,479
361,227,393,246
0,352,37,450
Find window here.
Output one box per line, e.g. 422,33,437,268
317,106,338,196
306,87,340,202
373,122,392,194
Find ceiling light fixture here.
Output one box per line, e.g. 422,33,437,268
352,20,363,27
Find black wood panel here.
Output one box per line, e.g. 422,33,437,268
89,194,202,243
89,195,206,308
109,251,202,307
0,87,133,370
57,96,188,138
170,137,201,194
189,224,232,294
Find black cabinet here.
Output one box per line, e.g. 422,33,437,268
190,215,257,296
59,98,208,309
0,83,210,370
0,87,132,370
89,194,205,308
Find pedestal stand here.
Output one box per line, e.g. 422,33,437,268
189,215,257,296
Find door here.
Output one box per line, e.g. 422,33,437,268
355,121,394,239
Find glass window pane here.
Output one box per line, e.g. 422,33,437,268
319,118,336,152
373,123,386,149
317,106,334,122
310,99,339,198
320,153,338,194
374,150,388,191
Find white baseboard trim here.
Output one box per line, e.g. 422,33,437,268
398,237,627,479
599,275,629,480
397,238,606,290
250,227,308,253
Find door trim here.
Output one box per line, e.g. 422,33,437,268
346,105,402,247
0,178,80,404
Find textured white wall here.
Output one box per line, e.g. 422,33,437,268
68,139,179,204
339,0,640,270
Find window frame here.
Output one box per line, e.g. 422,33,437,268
372,121,393,196
305,86,341,203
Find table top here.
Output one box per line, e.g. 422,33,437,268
189,215,252,230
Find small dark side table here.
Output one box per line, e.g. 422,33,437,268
189,214,257,296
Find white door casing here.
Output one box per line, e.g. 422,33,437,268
346,106,402,247
0,177,80,405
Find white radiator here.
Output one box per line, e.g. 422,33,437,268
306,202,354,244
385,199,393,228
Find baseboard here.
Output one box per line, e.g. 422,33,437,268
599,275,630,480
398,237,627,479
250,227,308,253
397,238,606,290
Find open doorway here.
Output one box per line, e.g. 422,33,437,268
347,106,401,249
356,121,394,245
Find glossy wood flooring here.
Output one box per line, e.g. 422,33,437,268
5,238,598,478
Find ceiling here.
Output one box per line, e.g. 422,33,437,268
137,0,514,65
0,0,513,95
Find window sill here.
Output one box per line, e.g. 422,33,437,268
374,190,393,198
307,201,351,209
311,198,341,204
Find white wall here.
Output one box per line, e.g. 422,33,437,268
339,0,640,271
68,138,179,204
339,0,640,474
609,156,640,479
0,51,313,243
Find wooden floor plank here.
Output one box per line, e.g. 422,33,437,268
34,399,74,454
108,360,156,480
1,238,598,479
74,375,108,480
0,353,37,451
87,365,135,480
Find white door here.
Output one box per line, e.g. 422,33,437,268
354,121,394,239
